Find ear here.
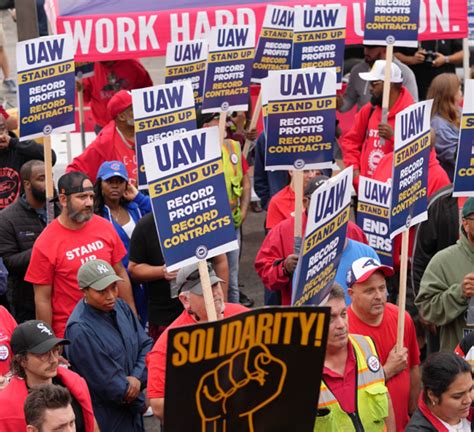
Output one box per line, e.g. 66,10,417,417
348,287,354,298
178,292,190,310
426,389,437,405
26,426,38,432
58,193,68,208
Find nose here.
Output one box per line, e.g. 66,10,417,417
85,195,94,207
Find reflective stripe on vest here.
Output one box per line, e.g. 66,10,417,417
222,139,243,209
316,334,388,431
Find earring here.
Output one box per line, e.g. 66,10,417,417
432,400,436,406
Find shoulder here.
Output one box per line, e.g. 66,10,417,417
57,367,88,388
224,303,249,316
406,408,436,431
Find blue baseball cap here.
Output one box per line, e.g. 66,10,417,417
97,161,128,182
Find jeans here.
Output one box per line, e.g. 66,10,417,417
227,228,241,303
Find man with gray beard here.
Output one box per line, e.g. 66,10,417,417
25,172,136,337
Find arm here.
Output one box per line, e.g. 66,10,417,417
0,218,33,274
128,307,153,382
432,118,458,165
211,254,229,301
128,260,165,282
385,393,396,432
341,106,370,172
394,50,425,66
415,259,468,326
9,137,57,166
34,284,53,324
240,172,251,222
150,398,164,422
409,365,421,415
66,145,102,183
113,262,137,315
253,134,270,209
433,49,463,67
132,192,152,215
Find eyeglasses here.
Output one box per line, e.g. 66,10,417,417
31,345,63,362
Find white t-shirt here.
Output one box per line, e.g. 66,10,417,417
121,216,136,239
438,417,471,432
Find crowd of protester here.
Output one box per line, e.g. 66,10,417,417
0,34,473,431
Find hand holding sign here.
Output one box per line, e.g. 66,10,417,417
196,344,287,432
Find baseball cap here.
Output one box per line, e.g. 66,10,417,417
97,161,129,182
346,257,394,287
304,175,329,197
196,109,221,129
55,172,93,201
462,198,474,218
172,262,224,297
10,320,69,355
107,90,132,119
359,60,403,83
77,259,123,291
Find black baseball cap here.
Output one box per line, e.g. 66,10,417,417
196,109,221,129
10,320,70,355
304,175,329,197
53,172,93,202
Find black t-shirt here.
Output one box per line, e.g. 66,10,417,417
396,39,463,100
129,213,183,326
52,375,85,432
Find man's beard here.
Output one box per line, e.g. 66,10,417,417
67,200,92,223
370,93,383,107
30,185,46,203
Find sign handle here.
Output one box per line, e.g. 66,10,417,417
218,112,227,147
293,170,304,254
463,38,470,84
242,92,262,158
380,43,394,147
396,229,410,351
198,260,218,322
43,135,55,225
77,73,86,152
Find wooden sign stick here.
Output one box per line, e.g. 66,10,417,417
77,73,86,151
198,260,218,322
218,112,227,146
43,135,55,225
242,92,262,158
380,43,394,146
396,229,410,351
293,170,304,254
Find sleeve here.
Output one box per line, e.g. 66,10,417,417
146,337,168,398
66,325,129,404
346,220,368,244
341,106,370,171
133,193,152,216
128,218,148,264
10,137,57,166
415,255,468,326
405,313,421,367
82,76,92,103
66,145,104,183
24,242,54,285
0,217,32,274
254,224,291,292
253,133,270,209
339,71,359,113
456,332,474,357
135,61,153,88
109,226,127,264
432,119,458,165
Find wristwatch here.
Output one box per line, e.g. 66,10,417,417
445,55,450,64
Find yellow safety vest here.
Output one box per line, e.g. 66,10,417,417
315,334,389,431
222,139,243,228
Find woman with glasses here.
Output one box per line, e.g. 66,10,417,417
0,320,96,431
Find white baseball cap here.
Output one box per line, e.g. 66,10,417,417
359,60,403,83
346,257,394,287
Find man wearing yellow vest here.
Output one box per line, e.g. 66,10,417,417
316,283,396,431
199,112,251,304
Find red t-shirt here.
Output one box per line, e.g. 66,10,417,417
0,306,17,376
348,303,420,431
25,216,126,337
266,185,295,230
83,60,153,127
322,340,357,413
146,303,248,399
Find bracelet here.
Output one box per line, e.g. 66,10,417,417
445,56,450,64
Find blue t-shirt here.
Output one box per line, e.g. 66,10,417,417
335,239,379,305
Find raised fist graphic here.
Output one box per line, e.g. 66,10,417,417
196,344,287,432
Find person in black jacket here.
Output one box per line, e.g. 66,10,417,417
0,115,56,209
406,352,473,431
0,160,59,322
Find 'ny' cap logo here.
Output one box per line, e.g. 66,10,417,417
97,264,109,274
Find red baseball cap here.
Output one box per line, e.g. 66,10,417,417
107,90,132,119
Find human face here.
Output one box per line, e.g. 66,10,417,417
84,283,118,312
430,372,473,425
364,47,384,65
25,164,46,203
349,271,387,320
21,345,62,384
369,80,384,106
65,180,94,223
38,405,76,432
455,85,463,106
181,283,225,322
101,176,127,202
325,297,349,352
462,215,474,244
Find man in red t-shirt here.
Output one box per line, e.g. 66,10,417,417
25,172,136,337
347,257,421,431
81,60,153,131
67,90,138,184
147,262,248,422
